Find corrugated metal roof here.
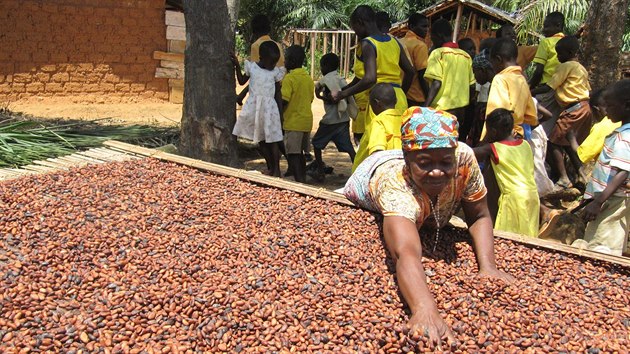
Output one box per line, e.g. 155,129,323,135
391,0,516,33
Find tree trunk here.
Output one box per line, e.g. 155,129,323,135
226,0,240,32
180,0,239,167
580,0,630,89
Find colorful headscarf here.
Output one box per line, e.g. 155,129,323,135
472,48,492,70
401,106,459,151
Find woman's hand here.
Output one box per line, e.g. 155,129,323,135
407,309,456,350
478,267,515,283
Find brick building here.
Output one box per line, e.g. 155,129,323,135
0,0,173,103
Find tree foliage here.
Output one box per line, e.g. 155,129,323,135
238,0,435,33
493,0,629,50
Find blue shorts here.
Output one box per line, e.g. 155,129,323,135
311,121,354,154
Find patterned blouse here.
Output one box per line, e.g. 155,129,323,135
344,144,486,228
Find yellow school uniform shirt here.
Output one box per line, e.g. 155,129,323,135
399,31,429,103
484,66,538,137
490,139,540,237
546,60,591,107
533,33,564,84
352,48,368,134
281,68,314,132
577,117,622,163
367,108,403,155
424,46,475,111
364,35,403,86
353,108,404,172
352,36,409,171
251,35,285,67
362,35,408,130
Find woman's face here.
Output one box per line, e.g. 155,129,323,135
405,148,457,197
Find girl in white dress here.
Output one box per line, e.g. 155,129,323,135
231,41,285,177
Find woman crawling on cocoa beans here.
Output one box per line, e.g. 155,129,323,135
344,107,514,349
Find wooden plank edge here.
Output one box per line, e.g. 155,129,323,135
22,165,56,173
93,147,141,159
449,213,630,267
61,154,102,164
32,160,71,170
103,140,630,268
53,156,90,167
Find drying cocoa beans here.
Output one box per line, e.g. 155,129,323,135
0,159,628,353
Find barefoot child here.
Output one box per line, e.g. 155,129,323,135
231,41,285,177
532,36,592,190
474,108,540,237
311,53,357,182
573,80,630,256
281,45,315,183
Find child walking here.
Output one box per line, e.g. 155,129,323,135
311,53,356,182
573,80,630,256
473,109,540,237
231,41,285,177
532,36,592,190
281,45,315,183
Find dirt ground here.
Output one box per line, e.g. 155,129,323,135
9,95,355,191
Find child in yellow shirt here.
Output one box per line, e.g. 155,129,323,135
473,108,540,237
483,38,537,140
365,84,404,156
576,89,622,163
425,19,476,122
532,36,592,189
281,45,315,183
529,12,565,135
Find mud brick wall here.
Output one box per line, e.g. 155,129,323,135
0,0,169,103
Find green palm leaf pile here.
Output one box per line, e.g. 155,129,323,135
0,118,178,168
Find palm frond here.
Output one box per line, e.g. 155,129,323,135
495,0,589,43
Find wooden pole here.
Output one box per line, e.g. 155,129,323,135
332,33,337,54
323,33,328,54
339,33,345,75
464,12,472,37
452,3,464,42
310,32,316,78
344,33,351,78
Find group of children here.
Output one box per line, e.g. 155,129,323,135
231,10,629,256
232,15,357,182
